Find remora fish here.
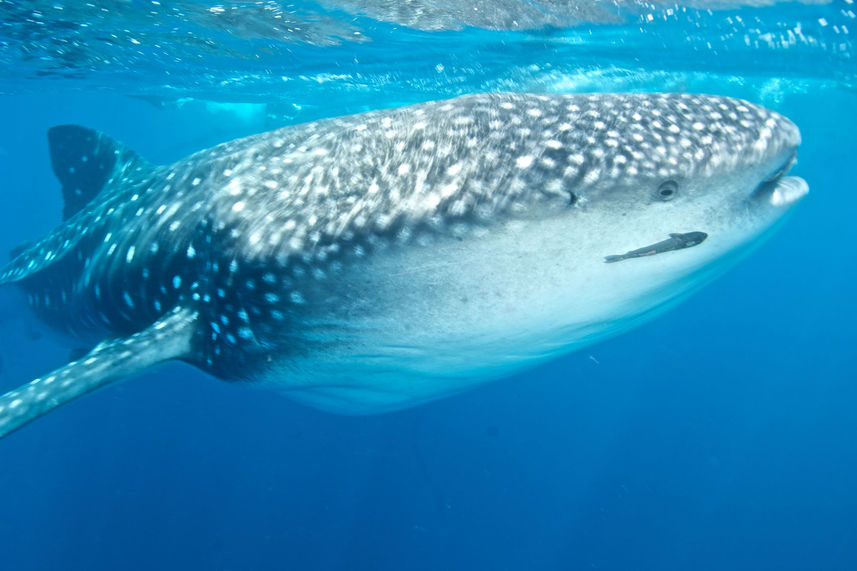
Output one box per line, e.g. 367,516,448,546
0,93,808,438
604,231,708,263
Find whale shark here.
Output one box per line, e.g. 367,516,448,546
0,92,807,438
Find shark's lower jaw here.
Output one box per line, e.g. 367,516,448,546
766,176,809,207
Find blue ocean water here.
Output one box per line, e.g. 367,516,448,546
0,1,855,570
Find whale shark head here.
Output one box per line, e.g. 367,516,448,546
554,92,805,272
475,93,807,342
0,92,807,434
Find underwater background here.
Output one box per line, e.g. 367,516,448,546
0,1,855,569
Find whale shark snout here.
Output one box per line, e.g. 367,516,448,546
0,92,809,435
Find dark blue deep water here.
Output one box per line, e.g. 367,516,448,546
0,2,855,570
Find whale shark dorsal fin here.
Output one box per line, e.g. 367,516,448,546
0,307,197,439
48,124,151,220
0,126,154,285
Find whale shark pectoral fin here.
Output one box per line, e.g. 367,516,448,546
0,307,198,439
48,124,151,220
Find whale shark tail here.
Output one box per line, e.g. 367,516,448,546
0,307,197,439
0,126,154,286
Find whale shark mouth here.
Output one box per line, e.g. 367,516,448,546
766,150,797,183
751,151,808,207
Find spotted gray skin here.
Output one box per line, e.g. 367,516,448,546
0,92,807,437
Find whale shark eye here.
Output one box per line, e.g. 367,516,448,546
656,180,678,201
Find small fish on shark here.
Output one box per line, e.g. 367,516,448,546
0,92,808,438
604,231,708,263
